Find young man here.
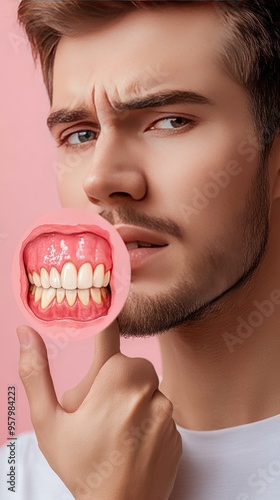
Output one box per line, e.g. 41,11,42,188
4,0,280,498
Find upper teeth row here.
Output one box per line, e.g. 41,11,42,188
27,263,110,290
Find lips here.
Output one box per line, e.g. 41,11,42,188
114,225,169,248
114,225,169,268
21,227,112,322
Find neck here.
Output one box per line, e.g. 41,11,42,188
159,208,280,431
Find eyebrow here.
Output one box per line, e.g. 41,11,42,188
47,90,214,132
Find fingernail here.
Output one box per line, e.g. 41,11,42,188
16,327,31,350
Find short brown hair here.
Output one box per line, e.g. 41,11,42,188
18,0,280,156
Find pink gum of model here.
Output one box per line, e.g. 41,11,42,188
13,209,131,340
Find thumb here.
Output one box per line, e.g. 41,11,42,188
61,320,120,412
17,325,59,431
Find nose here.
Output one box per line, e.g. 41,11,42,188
83,131,147,208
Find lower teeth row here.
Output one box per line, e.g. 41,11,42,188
29,285,108,309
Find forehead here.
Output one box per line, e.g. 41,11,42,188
52,5,238,113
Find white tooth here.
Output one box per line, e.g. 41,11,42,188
61,262,77,290
66,289,77,307
101,287,107,301
50,267,61,288
33,272,41,287
91,288,102,305
56,288,65,304
93,264,105,288
34,286,43,303
126,242,139,250
41,287,56,310
103,270,110,287
78,263,93,289
40,268,50,289
78,289,90,306
28,273,34,284
30,284,36,296
138,242,152,248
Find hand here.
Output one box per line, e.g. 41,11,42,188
17,323,182,500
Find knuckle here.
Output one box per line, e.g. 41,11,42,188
130,357,159,387
107,355,158,390
18,361,37,381
152,395,174,422
18,351,47,382
162,397,174,416
134,357,156,374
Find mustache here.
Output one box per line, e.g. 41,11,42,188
100,205,182,238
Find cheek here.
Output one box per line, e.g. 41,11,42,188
150,126,257,237
57,174,87,208
56,152,90,208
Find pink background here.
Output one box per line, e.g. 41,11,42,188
0,0,162,445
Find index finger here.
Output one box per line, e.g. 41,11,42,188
60,320,121,412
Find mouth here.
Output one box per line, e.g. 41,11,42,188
21,226,112,322
115,225,169,268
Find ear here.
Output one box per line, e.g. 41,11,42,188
268,134,280,202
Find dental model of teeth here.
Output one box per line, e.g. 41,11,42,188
17,212,130,335
27,263,111,310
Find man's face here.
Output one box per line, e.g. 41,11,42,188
50,5,270,335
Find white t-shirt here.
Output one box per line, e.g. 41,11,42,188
1,414,280,499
